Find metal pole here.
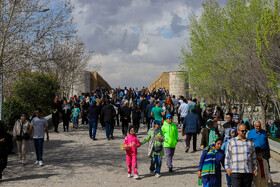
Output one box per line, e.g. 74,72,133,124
0,72,3,120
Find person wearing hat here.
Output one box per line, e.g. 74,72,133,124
161,114,178,172
141,120,164,178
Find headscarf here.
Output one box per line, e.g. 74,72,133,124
206,119,216,146
224,128,237,143
201,137,220,177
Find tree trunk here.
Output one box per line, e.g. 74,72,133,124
239,103,244,121
260,104,267,130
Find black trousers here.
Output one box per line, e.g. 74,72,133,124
146,117,154,131
116,114,120,126
231,173,253,187
62,118,69,131
133,119,140,133
122,120,129,135
52,114,59,131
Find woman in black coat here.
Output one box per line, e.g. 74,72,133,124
0,120,8,179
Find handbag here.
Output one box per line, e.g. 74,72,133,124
23,132,29,140
153,145,162,152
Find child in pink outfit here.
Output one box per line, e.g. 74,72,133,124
123,125,141,179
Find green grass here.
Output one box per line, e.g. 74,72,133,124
268,136,280,143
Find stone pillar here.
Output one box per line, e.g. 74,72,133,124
169,71,188,98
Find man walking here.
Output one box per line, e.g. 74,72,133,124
87,101,99,140
30,108,49,166
247,121,270,167
151,101,164,122
179,99,189,125
225,124,258,187
120,101,131,136
182,108,200,153
140,95,149,125
101,100,116,140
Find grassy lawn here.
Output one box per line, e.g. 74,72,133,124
268,136,280,143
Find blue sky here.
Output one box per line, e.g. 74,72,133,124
70,0,207,88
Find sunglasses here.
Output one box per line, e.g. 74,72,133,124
130,130,135,132
167,117,172,120
240,130,247,133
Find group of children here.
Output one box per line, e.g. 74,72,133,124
198,128,274,187
122,114,178,179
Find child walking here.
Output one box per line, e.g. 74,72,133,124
123,125,141,179
197,137,225,187
253,147,274,187
141,120,164,178
71,104,81,129
221,128,237,187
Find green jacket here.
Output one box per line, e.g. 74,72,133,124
141,128,164,157
161,121,178,148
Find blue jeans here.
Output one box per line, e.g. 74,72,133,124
150,155,162,174
73,116,79,127
89,119,97,139
226,173,231,186
105,122,111,139
34,138,44,161
110,120,115,137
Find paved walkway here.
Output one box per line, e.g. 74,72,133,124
2,121,280,187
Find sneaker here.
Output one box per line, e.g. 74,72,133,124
185,147,190,153
39,161,44,166
134,175,139,179
18,160,22,164
34,161,39,165
127,174,131,178
155,174,160,178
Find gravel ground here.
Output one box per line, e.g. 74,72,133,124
1,121,280,187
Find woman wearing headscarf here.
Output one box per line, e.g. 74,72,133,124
0,120,8,180
200,119,220,150
197,137,225,187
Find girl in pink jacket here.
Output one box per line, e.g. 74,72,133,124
123,125,141,179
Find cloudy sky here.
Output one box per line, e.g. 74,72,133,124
70,0,206,88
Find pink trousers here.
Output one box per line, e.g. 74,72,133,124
126,152,138,175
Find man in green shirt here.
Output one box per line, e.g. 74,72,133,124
151,101,164,122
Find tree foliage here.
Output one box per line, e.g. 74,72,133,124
12,72,59,114
180,0,280,127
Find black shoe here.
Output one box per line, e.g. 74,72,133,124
168,167,173,172
107,138,110,140
191,150,197,153
185,147,190,153
93,138,97,140
110,136,114,139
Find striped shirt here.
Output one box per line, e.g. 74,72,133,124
225,136,258,174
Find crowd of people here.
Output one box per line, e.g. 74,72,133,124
0,86,277,187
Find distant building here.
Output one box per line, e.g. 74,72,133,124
148,71,188,98
71,71,111,96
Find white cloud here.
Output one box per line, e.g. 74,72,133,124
71,0,206,88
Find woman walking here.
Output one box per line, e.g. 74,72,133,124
13,114,30,164
0,120,8,180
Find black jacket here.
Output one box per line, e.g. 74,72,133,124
120,106,131,122
101,104,116,123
